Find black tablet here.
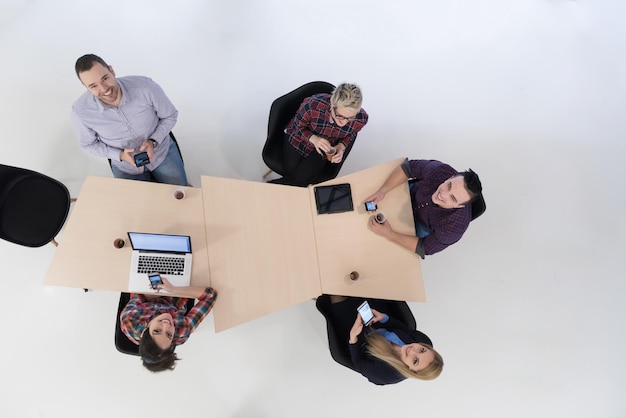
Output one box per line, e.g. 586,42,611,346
314,183,354,215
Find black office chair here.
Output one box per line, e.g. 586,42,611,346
0,164,71,247
114,292,196,356
471,193,486,221
315,295,417,372
262,81,335,179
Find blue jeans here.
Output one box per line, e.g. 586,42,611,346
409,181,431,238
110,140,188,186
415,221,431,238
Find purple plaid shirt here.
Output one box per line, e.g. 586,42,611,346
285,93,368,157
120,287,217,345
402,159,472,257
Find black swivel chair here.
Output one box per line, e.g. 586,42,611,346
315,294,417,372
0,164,71,247
262,81,336,180
114,292,196,356
471,193,486,221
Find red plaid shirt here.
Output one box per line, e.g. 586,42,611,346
120,287,217,345
285,93,368,157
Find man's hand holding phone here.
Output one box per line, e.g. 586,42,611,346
138,139,156,163
364,189,385,205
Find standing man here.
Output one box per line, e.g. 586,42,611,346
365,159,483,258
71,54,188,185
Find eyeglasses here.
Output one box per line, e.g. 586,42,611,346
332,106,358,122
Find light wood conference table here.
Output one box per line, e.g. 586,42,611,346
43,159,424,333
44,177,210,292
202,158,425,332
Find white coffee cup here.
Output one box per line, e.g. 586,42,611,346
173,189,185,200
375,212,386,224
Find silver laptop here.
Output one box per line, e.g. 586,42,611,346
127,232,192,292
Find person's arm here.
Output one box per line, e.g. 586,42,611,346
144,78,178,145
364,164,410,204
156,277,209,299
368,217,419,253
158,278,217,342
286,97,333,155
71,109,124,161
182,287,218,333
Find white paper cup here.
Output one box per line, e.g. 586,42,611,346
173,189,185,200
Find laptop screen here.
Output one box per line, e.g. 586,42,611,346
127,232,192,253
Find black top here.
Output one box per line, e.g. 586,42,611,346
349,315,433,385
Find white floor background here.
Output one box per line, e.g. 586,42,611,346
1,1,625,417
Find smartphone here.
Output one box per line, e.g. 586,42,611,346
357,301,375,326
364,201,377,212
148,273,163,290
134,151,150,167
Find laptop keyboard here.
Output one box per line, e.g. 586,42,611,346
137,255,186,275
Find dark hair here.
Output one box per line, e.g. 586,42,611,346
74,54,109,78
139,332,179,372
460,169,482,203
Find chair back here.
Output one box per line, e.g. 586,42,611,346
471,193,486,221
0,165,70,247
316,295,416,372
262,81,335,175
114,293,195,356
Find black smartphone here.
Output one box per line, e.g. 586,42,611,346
364,201,377,212
134,151,150,167
357,301,375,326
148,273,163,290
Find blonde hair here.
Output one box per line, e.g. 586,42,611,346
330,83,363,110
365,333,443,381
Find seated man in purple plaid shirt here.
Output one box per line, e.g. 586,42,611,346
365,158,482,258
275,83,369,186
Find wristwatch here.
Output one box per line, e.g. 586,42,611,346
148,138,157,148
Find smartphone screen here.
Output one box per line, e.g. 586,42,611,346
134,152,150,167
148,273,163,290
357,301,374,326
364,201,377,211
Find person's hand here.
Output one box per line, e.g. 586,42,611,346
139,140,155,162
119,148,136,166
330,145,345,164
370,309,386,324
364,189,385,204
309,136,332,155
349,313,364,344
369,216,394,238
156,276,176,293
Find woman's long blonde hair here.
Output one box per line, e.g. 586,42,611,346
364,333,443,380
